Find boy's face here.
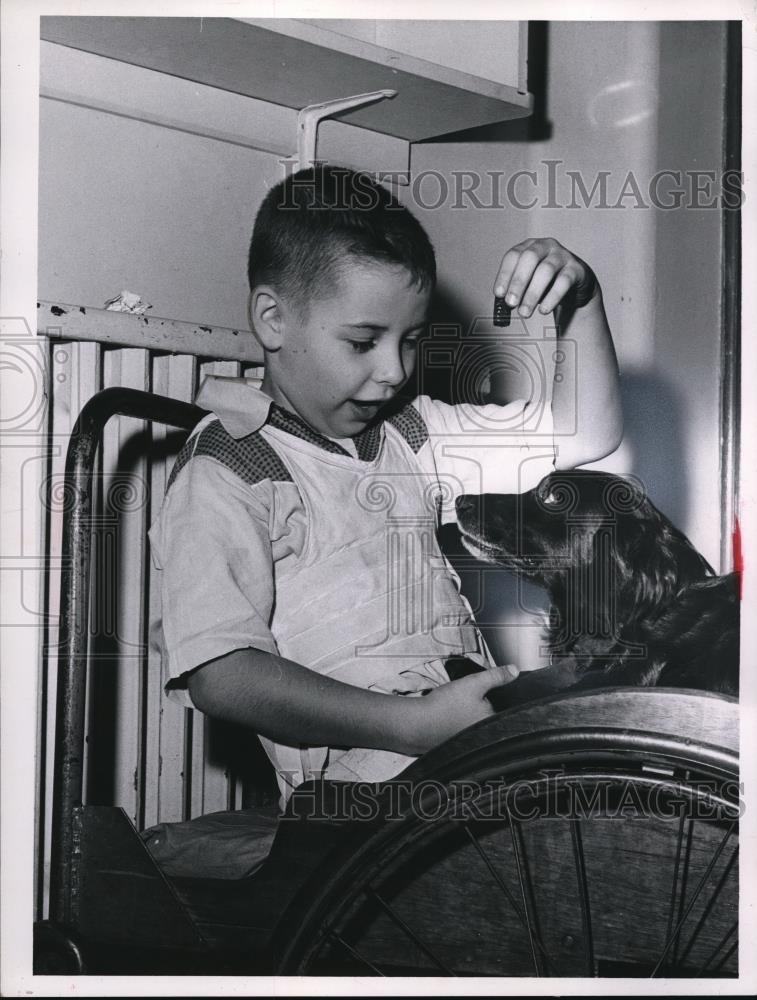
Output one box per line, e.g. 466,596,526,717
262,261,430,439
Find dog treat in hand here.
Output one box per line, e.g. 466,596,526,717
493,296,511,328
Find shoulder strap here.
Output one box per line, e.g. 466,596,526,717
386,401,429,454
166,419,293,493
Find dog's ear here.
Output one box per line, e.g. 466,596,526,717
619,509,713,619
661,520,715,583
580,499,699,634
624,521,681,615
582,524,633,638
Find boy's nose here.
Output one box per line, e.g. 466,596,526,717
375,348,408,387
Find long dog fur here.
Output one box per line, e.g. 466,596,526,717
454,471,739,710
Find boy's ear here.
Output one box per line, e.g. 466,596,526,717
248,287,284,351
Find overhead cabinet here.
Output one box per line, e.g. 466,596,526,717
40,17,532,143
37,16,532,324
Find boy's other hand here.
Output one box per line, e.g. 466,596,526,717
494,237,598,318
407,663,519,755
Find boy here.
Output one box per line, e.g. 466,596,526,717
148,165,622,806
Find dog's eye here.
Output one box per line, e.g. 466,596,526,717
535,479,579,513
538,489,563,509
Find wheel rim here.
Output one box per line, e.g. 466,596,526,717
276,733,739,977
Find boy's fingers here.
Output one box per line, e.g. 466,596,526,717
469,663,519,696
538,269,577,314
519,260,559,316
504,248,542,306
493,247,524,297
491,663,519,683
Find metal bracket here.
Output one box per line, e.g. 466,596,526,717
295,89,397,169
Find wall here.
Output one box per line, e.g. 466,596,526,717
37,37,410,330
39,98,273,331
404,21,727,663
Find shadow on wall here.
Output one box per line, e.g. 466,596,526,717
617,370,689,532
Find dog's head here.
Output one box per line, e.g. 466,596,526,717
456,471,714,621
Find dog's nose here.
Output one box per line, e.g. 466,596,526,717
455,495,483,531
455,495,477,515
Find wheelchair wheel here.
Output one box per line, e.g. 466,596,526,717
33,921,87,975
274,689,739,977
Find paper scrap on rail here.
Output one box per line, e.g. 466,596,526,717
104,290,152,314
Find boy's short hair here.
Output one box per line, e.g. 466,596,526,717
248,165,436,313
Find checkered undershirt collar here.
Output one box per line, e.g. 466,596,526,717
267,405,383,462
194,375,383,462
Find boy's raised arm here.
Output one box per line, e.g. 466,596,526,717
551,282,623,469
493,237,623,469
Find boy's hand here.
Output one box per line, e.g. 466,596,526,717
494,237,598,318
405,664,518,755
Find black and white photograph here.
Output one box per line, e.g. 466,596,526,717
1,0,755,994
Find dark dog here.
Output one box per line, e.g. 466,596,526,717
454,471,739,709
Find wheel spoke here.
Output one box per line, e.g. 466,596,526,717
650,821,737,977
569,819,596,976
364,886,456,976
672,818,694,965
694,919,738,976
677,844,738,965
709,935,738,974
326,929,387,976
281,740,739,980
509,815,543,976
462,822,560,976
665,812,687,957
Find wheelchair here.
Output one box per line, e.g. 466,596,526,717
34,387,740,978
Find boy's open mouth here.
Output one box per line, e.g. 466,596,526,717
348,399,388,414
